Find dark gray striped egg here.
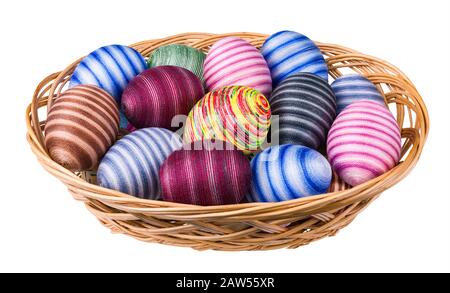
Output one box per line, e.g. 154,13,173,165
269,72,336,149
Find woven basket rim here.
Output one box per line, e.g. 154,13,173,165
25,33,429,248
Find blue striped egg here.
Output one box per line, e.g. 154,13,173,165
97,128,182,199
69,44,147,103
331,74,385,114
248,145,332,202
261,31,328,87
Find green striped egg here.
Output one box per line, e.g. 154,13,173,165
147,44,206,81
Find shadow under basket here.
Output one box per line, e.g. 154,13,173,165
25,32,429,251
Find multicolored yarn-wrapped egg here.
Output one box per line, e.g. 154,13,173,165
160,140,251,206
45,85,119,171
69,45,147,102
148,44,206,81
331,74,385,114
183,86,271,153
248,145,332,202
97,128,182,199
270,72,336,149
261,30,328,86
203,37,272,96
327,100,402,186
122,66,204,129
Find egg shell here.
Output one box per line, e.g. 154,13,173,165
97,128,182,199
270,72,336,149
160,140,251,206
69,45,147,103
148,44,206,81
331,74,385,114
183,86,271,153
45,85,120,171
122,66,204,129
248,145,332,202
327,100,402,186
261,30,328,86
203,37,272,96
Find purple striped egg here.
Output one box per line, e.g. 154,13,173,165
327,100,401,186
160,140,251,206
122,66,204,129
203,37,272,96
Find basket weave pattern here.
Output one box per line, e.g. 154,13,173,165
26,33,429,251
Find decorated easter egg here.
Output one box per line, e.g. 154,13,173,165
183,86,271,153
203,37,272,96
148,44,206,81
270,72,336,149
261,30,328,87
160,140,251,205
248,145,332,202
122,66,204,129
97,128,182,199
331,74,385,114
45,85,119,171
327,100,401,186
69,44,147,102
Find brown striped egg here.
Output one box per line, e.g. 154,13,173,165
44,85,120,171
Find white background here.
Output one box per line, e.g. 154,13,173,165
1,0,449,273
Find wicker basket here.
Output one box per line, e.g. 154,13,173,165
25,32,429,251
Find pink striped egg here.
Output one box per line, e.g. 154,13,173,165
327,100,401,186
203,37,272,96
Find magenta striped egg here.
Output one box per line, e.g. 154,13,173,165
160,140,251,206
327,100,401,186
122,66,204,129
203,37,272,96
